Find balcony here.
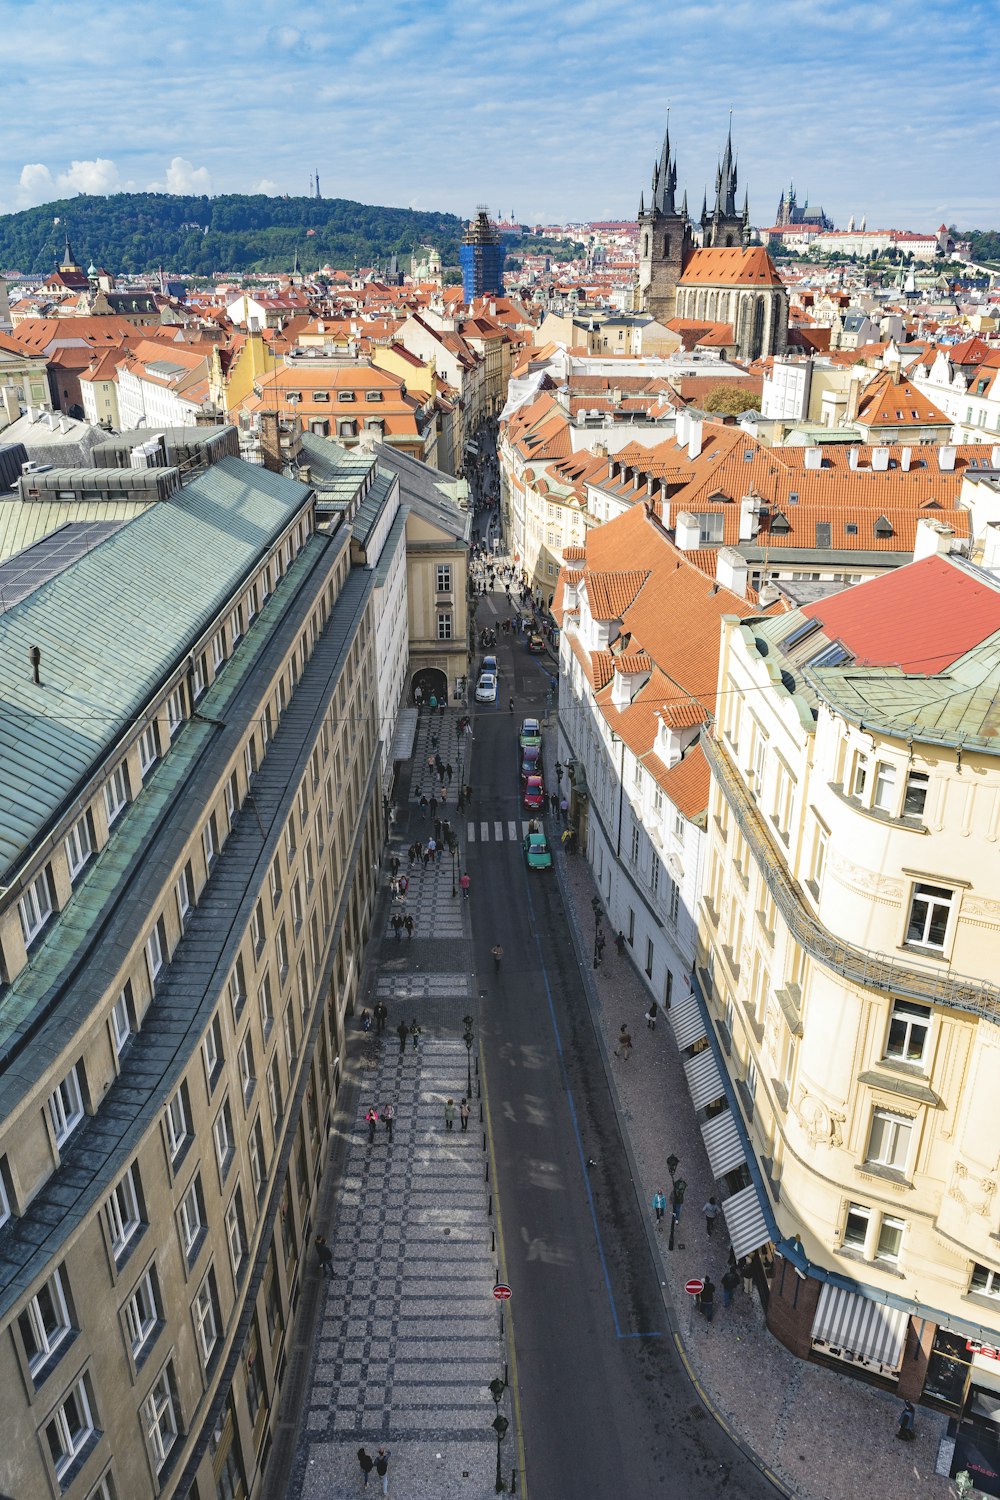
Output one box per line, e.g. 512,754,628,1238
703,730,1000,1025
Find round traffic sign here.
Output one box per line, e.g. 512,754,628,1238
493,1283,512,1301
685,1278,705,1296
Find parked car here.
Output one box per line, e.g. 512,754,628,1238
527,634,546,654
519,717,542,749
475,672,498,703
523,830,552,870
520,746,541,781
482,654,499,677
522,774,545,812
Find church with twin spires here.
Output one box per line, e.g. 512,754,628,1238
636,120,788,361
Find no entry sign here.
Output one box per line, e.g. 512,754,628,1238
493,1283,512,1301
685,1278,705,1296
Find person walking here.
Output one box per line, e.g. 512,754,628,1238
671,1176,687,1222
414,686,424,710
375,1447,390,1494
646,1001,658,1030
383,1102,395,1143
615,1024,633,1061
446,762,453,783
508,696,514,713
409,1019,421,1050
595,930,606,963
615,930,626,956
315,1235,334,1277
428,693,437,712
397,1019,408,1052
652,1190,667,1227
419,794,428,816
460,1098,470,1131
560,797,569,823
549,791,559,816
366,1107,379,1144
429,795,438,819
739,1256,755,1297
896,1401,916,1442
460,872,471,900
374,1002,388,1035
391,912,402,941
358,1447,375,1486
492,943,503,973
445,1098,455,1131
390,855,400,878
699,1275,716,1323
407,844,416,868
404,913,415,939
703,1196,721,1236
722,1266,740,1309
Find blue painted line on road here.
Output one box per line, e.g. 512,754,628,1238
522,874,663,1343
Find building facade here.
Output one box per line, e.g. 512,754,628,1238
0,456,382,1499
459,210,505,302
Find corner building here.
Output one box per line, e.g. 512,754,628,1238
0,457,381,1499
700,555,1000,1436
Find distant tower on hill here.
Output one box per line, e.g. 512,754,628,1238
315,170,322,201
459,207,505,300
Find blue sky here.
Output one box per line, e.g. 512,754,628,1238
1,0,997,232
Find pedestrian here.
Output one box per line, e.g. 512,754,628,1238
595,930,606,962
555,760,563,782
508,696,514,713
397,1019,408,1052
445,1098,455,1130
375,1447,390,1494
549,792,559,816
615,1024,633,1060
366,1106,379,1144
405,914,414,939
383,1102,395,1142
419,794,428,816
460,872,471,899
374,1002,387,1034
427,837,437,861
703,1196,721,1236
414,686,424,709
560,797,568,823
492,943,503,973
407,844,415,867
646,1001,658,1030
699,1276,716,1323
397,874,408,897
460,1097,470,1131
361,1009,372,1034
896,1400,916,1441
409,1018,421,1049
429,693,437,712
652,1190,667,1226
358,1447,375,1486
722,1266,740,1309
434,817,443,840
390,855,399,878
464,784,473,804
615,930,626,956
739,1256,754,1297
671,1177,687,1221
315,1234,334,1276
446,762,453,783
430,795,438,818
392,912,402,941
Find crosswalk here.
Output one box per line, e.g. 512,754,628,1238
466,819,547,843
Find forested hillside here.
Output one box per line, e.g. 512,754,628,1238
0,193,465,275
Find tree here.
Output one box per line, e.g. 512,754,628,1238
702,383,762,415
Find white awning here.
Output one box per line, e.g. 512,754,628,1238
701,1109,747,1178
390,707,418,764
684,1048,725,1110
721,1183,772,1260
669,992,706,1051
811,1282,909,1374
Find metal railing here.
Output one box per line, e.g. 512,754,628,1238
703,730,1000,1024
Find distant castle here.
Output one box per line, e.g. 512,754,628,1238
775,183,832,231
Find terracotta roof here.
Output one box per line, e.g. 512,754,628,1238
592,650,613,689
661,700,708,728
855,370,949,429
679,246,784,288
614,651,652,673
586,570,650,619
563,546,586,562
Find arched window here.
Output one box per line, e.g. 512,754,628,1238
752,296,766,355
663,235,671,257
643,234,649,258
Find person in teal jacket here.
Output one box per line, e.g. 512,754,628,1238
652,1190,667,1226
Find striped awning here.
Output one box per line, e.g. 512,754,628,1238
700,1109,747,1178
684,1048,725,1110
721,1183,772,1260
669,992,706,1051
390,707,418,763
811,1283,909,1373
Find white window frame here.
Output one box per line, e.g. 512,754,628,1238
202,1017,222,1088
842,1201,871,1252
202,816,217,872
104,763,129,826
905,881,956,952
212,633,225,671
48,1065,84,1147
142,1367,179,1472
46,1376,95,1480
884,999,931,1066
851,749,869,800
225,1191,245,1279
145,921,165,988
165,1087,189,1162
20,1267,72,1374
903,769,929,817
19,869,54,948
166,687,185,739
873,760,896,813
229,956,247,1024
105,1166,142,1259
258,970,274,1037
138,723,159,777
866,1108,913,1173
875,1213,905,1265
238,1034,255,1104
65,815,93,882
191,653,207,702
193,1274,218,1366
123,1269,159,1358
111,987,133,1058
229,606,243,647
213,1098,234,1177
269,858,282,909
0,1168,10,1229
970,1263,1000,1299
179,1178,203,1257
248,1118,265,1198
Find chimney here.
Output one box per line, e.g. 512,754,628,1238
676,408,691,446
687,418,704,461
871,446,890,471
674,512,701,551
804,446,822,470
913,517,955,562
0,387,17,427
28,646,41,685
738,494,760,541
938,444,956,472
58,415,69,434
900,446,912,471
26,403,35,423
715,547,748,597
848,447,860,471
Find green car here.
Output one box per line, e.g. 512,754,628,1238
519,717,542,749
523,831,552,870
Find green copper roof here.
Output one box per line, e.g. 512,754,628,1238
0,456,310,882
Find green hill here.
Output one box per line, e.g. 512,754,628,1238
0,193,466,277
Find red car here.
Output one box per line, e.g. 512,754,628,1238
520,745,541,781
523,775,545,812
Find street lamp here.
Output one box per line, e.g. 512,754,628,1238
489,1378,508,1494
463,1014,474,1098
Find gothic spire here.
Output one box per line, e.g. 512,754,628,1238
638,189,645,218
652,114,678,215
680,189,688,219
717,122,738,217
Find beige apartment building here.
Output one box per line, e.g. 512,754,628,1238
0,456,381,1499
697,552,1000,1431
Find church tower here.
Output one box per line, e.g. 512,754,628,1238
636,117,694,324
702,127,749,248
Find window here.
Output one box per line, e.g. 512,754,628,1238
284,821,296,866
251,898,266,957
630,824,640,863
650,859,660,898
668,880,680,925
0,1164,10,1229
772,763,793,837
165,687,185,739
810,822,828,891
165,1085,190,1162
437,613,453,641
245,583,258,624
258,970,274,1039
876,1214,905,1265
970,1263,1000,1299
48,1065,84,1147
213,1098,235,1179
267,1054,283,1126
290,878,304,934
145,919,165,989
239,1033,256,1105
851,750,869,799
65,815,94,882
436,564,452,593
137,724,159,779
104,1163,143,1263
202,814,218,872
885,999,931,1065
903,770,929,817
203,1015,224,1091
229,955,247,1024
19,869,54,948
905,882,955,951
284,1006,298,1068
193,1272,219,1366
275,922,290,985
866,1109,913,1173
123,1269,159,1359
176,863,195,929
212,633,226,672
19,1267,72,1374
142,1366,179,1473
297,785,308,827
225,770,240,826
843,1202,870,1251
248,1116,267,1201
104,763,131,829
111,985,134,1058
873,761,896,812
229,607,243,647
644,938,654,978
303,837,315,893
692,512,724,544
244,737,258,783
179,1176,204,1259
225,1189,246,1280
269,857,283,909
45,1377,95,1480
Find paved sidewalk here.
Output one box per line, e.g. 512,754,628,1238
550,828,954,1500
289,840,513,1499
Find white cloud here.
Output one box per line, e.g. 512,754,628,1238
16,157,121,207
148,157,213,194
252,178,278,195
18,163,55,206
269,25,301,49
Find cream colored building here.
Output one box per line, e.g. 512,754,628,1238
699,552,1000,1419
0,455,381,1498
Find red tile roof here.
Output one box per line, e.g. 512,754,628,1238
679,246,784,288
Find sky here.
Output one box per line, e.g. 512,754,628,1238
1,0,998,233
